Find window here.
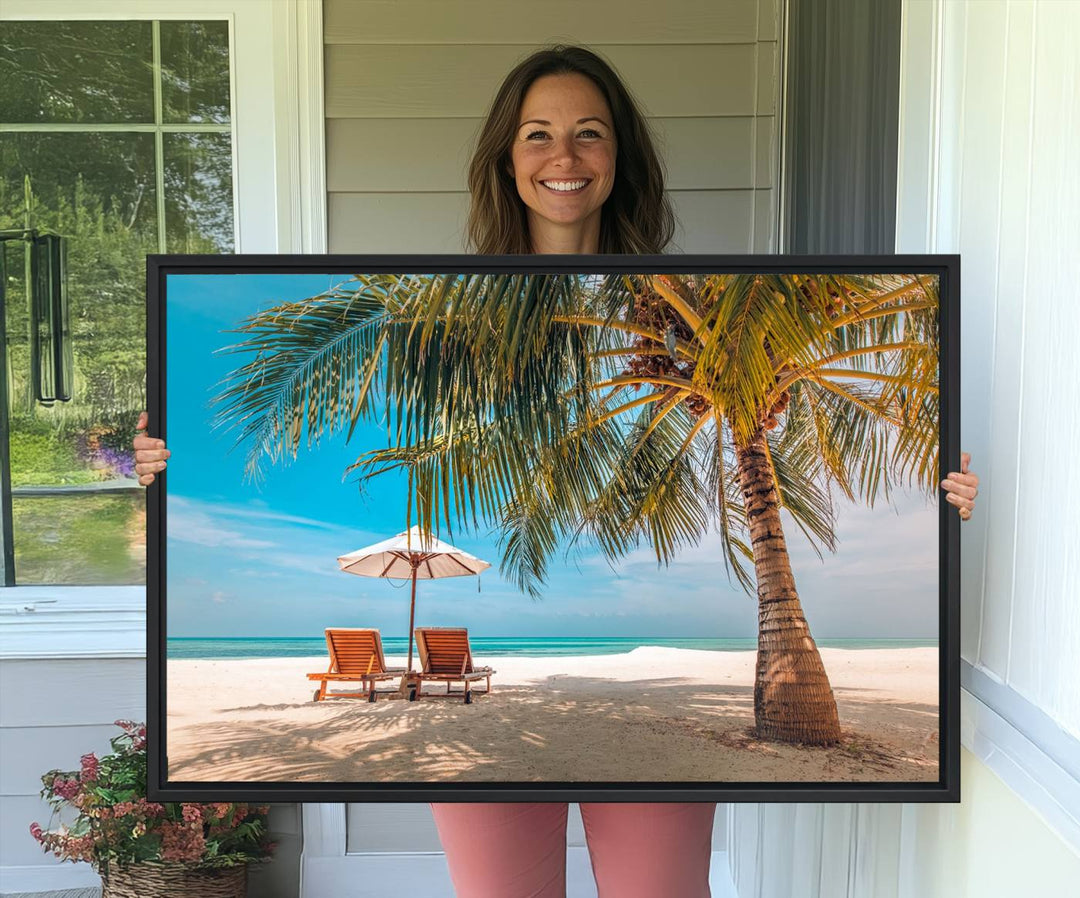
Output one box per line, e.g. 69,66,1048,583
0,18,235,584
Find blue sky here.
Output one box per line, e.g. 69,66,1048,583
165,273,940,640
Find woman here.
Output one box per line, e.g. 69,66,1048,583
134,45,979,898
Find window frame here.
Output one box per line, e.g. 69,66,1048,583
0,0,326,656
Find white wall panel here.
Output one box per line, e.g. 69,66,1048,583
953,0,1011,673
325,44,760,119
329,192,469,253
326,117,766,193
324,0,762,45
1004,1,1080,730
728,2,1080,896
669,190,760,253
345,802,443,853
901,0,1080,744
900,0,1080,736
0,724,121,796
0,660,145,728
978,0,1036,679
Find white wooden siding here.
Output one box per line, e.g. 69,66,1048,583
0,659,145,870
323,0,763,45
325,45,759,118
327,118,767,191
324,0,782,254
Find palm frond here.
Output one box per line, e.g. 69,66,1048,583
209,275,397,483
207,270,942,602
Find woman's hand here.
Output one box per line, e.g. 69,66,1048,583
133,411,170,487
941,452,979,521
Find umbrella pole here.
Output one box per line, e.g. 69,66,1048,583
406,562,418,676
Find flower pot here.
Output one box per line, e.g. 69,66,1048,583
101,862,247,897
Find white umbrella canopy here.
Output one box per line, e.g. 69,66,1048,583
336,525,491,580
336,526,491,690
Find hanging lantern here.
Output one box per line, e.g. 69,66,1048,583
29,233,73,405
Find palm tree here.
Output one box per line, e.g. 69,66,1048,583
212,271,939,746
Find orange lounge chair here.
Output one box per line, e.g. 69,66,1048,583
412,627,494,704
306,628,406,702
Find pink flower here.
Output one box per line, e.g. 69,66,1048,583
138,799,166,818
160,821,206,863
61,833,96,863
52,778,80,801
80,753,99,782
29,822,43,842
181,804,202,824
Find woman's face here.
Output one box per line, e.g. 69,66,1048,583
508,73,617,240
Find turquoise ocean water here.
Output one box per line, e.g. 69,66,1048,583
167,636,937,660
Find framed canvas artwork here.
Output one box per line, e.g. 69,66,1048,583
146,254,960,803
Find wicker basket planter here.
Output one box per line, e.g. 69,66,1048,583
101,862,247,897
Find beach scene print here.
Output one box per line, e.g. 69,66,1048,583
164,270,942,785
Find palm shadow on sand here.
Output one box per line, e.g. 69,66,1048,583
168,677,939,784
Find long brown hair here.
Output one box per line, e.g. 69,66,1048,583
466,45,676,255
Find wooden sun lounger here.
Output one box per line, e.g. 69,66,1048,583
412,627,494,704
306,628,406,702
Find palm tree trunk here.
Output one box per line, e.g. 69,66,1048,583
734,428,842,745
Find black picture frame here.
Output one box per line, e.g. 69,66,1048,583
147,253,960,803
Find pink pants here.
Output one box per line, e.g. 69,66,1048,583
430,802,716,898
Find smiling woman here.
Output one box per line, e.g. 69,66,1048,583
465,45,675,256
508,73,618,253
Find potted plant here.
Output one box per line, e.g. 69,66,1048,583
30,720,274,897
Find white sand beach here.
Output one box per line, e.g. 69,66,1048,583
166,647,940,783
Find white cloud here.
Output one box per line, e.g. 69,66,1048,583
167,495,392,577
170,494,375,534
168,497,277,549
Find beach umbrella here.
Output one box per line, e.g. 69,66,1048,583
336,525,491,684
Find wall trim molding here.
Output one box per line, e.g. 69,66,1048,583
961,680,1080,854
300,803,347,861
895,0,945,252
0,587,146,659
272,0,328,254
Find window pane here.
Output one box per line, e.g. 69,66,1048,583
0,18,235,586
1,131,156,429
0,21,154,124
164,133,235,252
12,493,146,585
2,132,153,584
160,21,231,124
0,132,159,236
